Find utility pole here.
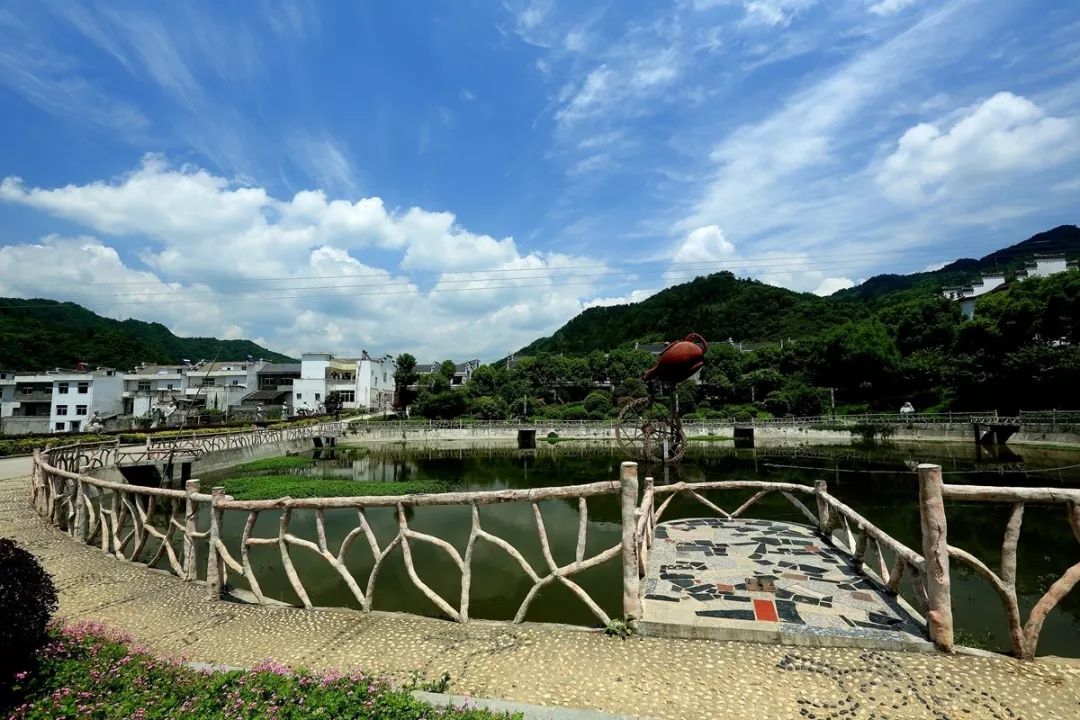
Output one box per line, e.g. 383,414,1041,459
523,394,528,417
830,387,836,418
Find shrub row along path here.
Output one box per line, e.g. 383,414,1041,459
1,468,1078,720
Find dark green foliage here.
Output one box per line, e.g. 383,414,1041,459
0,298,294,370
1,538,58,702
7,623,518,719
324,391,345,418
517,272,864,355
470,395,510,420
393,353,419,410
221,475,449,500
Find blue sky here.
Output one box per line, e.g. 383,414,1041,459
1,0,1079,361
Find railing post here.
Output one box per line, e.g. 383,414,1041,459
918,463,954,652
813,479,830,533
620,461,642,622
207,486,225,598
73,457,88,541
184,479,200,581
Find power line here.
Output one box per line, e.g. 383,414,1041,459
0,240,1037,290
0,254,958,302
0,258,956,308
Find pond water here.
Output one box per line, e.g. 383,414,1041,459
199,440,1080,657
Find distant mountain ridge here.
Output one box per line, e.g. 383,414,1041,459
0,298,295,371
518,225,1080,356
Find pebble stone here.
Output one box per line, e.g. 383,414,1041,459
2,475,1078,720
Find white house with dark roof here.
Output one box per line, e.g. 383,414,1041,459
123,364,187,419
1,368,123,434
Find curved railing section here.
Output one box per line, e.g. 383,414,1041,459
26,434,1078,656
918,466,1080,660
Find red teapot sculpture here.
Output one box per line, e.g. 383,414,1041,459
643,333,708,385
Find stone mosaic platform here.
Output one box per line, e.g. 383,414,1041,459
640,518,933,651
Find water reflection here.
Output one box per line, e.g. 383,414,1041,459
199,440,1080,655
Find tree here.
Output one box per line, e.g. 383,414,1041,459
324,391,344,419
470,395,509,420
393,353,419,411
583,390,613,417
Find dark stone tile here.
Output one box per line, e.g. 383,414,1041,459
644,594,679,602
849,619,903,633
775,600,805,624
696,609,756,621
867,611,903,626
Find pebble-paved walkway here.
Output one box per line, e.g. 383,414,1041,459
2,473,1078,720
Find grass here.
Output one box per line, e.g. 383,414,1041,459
228,456,320,474
5,621,518,719
686,435,734,442
221,475,451,500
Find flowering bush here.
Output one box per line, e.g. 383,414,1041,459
0,538,58,704
5,622,518,719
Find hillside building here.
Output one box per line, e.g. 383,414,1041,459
943,254,1074,319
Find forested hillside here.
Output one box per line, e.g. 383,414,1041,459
430,226,1077,418
0,299,294,370
522,225,1080,356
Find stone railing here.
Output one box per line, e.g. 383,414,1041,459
27,437,1078,658
31,449,212,580
917,464,1080,659
144,422,345,454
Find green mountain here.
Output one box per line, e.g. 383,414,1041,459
0,298,295,370
520,225,1080,355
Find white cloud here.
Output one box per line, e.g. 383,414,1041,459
672,225,737,264
868,0,918,17
877,92,1079,204
584,289,659,308
742,1,817,28
0,156,628,361
812,277,854,296
555,66,616,124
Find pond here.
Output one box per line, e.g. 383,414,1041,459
199,439,1080,657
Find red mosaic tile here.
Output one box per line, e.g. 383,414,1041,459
782,573,807,581
753,598,778,622
716,583,734,592
852,591,874,602
803,544,819,552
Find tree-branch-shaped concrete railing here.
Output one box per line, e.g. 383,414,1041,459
33,444,638,626
633,475,930,634
917,463,1080,659
31,450,212,581
209,478,625,624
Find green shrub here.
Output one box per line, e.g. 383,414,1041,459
0,538,58,704
583,391,613,416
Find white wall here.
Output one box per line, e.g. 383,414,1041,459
357,356,396,409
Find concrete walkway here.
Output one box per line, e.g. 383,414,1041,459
2,470,1078,720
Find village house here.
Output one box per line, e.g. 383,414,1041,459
122,364,188,420
239,362,301,413
295,352,396,414
184,361,264,413
943,254,1075,319
0,368,124,434
416,359,480,388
